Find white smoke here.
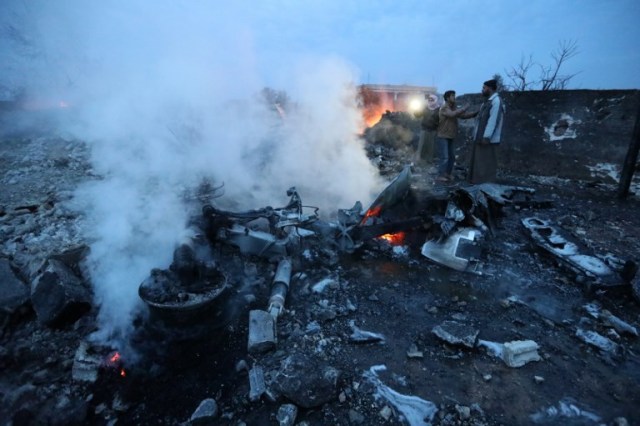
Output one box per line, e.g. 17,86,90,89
1,1,384,348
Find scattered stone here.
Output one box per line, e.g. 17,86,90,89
71,341,100,383
249,366,266,402
346,299,357,312
273,354,340,408
406,344,424,359
379,405,392,420
432,321,479,348
31,259,91,326
235,359,248,373
348,409,365,424
613,417,629,426
0,258,30,327
368,293,379,301
276,404,298,426
502,340,542,367
483,374,492,382
631,276,640,304
112,394,128,412
312,277,336,294
600,310,638,337
428,306,438,314
338,392,346,403
247,310,276,354
534,375,545,384
190,398,218,424
349,320,385,344
576,329,622,354
455,404,471,420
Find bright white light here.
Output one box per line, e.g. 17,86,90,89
408,98,423,112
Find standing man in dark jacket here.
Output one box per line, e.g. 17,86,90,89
414,94,440,167
435,90,477,182
469,79,505,184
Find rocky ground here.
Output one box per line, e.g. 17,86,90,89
1,119,640,426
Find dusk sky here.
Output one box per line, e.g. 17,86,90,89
247,0,640,94
1,0,639,99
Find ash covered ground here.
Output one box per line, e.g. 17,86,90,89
1,113,640,426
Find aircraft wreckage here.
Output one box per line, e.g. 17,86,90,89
138,166,638,349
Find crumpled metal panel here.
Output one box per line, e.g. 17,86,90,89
421,227,483,272
360,165,411,225
219,224,289,258
521,217,633,287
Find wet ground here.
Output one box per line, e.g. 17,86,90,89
1,133,640,425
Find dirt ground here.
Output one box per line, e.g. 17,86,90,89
1,127,639,425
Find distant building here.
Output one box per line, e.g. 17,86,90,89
358,84,438,127
359,84,438,111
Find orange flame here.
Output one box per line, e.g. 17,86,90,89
120,368,126,378
360,205,382,225
378,232,406,246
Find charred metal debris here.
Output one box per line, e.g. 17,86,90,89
137,166,637,353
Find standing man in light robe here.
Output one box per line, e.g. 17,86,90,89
469,79,505,184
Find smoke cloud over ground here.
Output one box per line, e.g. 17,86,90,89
1,1,384,349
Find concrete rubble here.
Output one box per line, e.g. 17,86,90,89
432,320,479,348
190,398,219,424
477,339,542,368
31,258,92,326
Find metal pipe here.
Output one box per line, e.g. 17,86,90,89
268,258,292,318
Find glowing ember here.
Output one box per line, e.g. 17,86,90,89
110,352,121,363
378,232,406,246
360,205,382,225
120,368,126,378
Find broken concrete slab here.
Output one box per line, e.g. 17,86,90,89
502,340,542,367
248,310,276,354
31,259,91,326
478,339,541,367
273,354,339,408
432,320,479,348
71,341,100,383
248,366,266,402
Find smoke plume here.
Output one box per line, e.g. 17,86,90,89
1,1,384,350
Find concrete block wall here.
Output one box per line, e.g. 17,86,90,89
455,90,640,181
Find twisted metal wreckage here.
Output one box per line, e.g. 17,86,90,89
138,166,637,350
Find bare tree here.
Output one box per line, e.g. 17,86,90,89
539,40,580,90
506,55,536,91
505,40,580,91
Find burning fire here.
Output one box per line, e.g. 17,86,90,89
378,231,406,246
360,205,382,225
107,351,127,378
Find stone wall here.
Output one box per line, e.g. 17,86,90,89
455,90,640,181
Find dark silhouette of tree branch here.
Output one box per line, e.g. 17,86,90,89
506,55,535,91
505,40,580,91
539,40,579,90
